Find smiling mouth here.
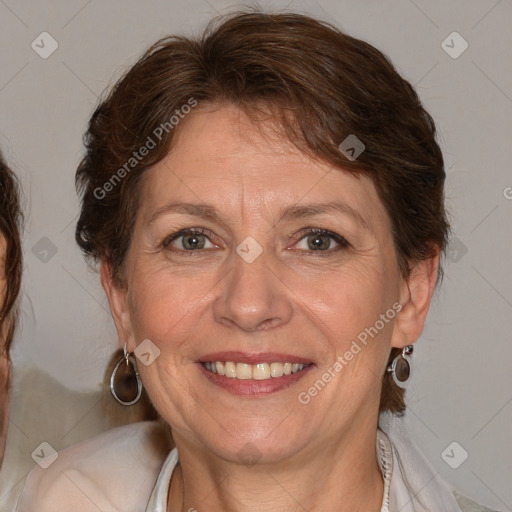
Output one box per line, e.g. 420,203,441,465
202,361,311,380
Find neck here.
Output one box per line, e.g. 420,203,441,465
168,420,384,512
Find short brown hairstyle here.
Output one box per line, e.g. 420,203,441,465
0,151,23,363
76,11,449,414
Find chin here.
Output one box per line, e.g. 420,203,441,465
215,438,301,466
188,415,310,466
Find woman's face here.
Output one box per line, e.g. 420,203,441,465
0,231,9,466
105,104,435,464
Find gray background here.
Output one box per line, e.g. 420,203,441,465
0,0,511,509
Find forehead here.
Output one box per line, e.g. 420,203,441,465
139,104,388,226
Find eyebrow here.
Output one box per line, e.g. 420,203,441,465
148,200,372,232
278,201,372,232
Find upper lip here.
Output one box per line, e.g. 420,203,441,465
198,351,313,365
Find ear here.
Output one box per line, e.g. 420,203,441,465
391,248,440,349
100,260,135,352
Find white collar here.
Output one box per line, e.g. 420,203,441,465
376,428,393,511
380,412,463,511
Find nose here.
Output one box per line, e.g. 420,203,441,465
212,244,293,332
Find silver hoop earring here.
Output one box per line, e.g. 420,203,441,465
110,343,143,406
387,345,413,388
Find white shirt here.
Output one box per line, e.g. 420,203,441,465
16,418,496,512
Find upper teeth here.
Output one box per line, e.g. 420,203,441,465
203,361,308,380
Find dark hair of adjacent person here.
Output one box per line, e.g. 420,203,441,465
75,11,450,415
0,151,23,366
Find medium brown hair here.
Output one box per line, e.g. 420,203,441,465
76,11,449,414
0,151,23,365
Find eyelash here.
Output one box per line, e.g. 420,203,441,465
162,227,350,255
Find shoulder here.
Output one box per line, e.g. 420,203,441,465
454,490,502,512
16,421,173,512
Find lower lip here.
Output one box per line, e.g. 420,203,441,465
197,363,314,396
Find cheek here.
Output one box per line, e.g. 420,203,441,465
127,266,216,352
300,262,394,337
296,260,398,401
